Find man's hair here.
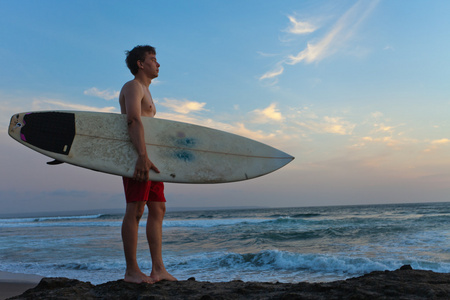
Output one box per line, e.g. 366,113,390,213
125,45,156,75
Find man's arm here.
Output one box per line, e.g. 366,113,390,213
122,81,160,181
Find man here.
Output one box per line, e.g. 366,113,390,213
119,45,177,284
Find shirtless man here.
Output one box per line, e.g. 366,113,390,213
119,45,177,284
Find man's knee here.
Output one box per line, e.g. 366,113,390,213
126,202,147,220
147,202,166,219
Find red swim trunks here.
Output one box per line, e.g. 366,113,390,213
122,177,166,203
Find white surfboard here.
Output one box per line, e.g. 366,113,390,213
8,111,294,183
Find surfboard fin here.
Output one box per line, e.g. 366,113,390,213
47,159,64,165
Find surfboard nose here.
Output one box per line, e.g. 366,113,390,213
282,154,295,166
276,149,295,162
265,148,294,174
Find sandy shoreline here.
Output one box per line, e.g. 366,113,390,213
0,271,43,300
3,266,450,299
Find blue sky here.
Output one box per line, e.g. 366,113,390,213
1,0,449,214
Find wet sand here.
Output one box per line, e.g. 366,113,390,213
0,271,42,300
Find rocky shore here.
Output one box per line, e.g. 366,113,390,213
8,266,450,299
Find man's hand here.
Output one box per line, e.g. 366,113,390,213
133,155,160,182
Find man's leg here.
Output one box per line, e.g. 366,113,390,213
146,201,177,282
122,201,154,283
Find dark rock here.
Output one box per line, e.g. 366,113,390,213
400,264,413,270
8,268,450,300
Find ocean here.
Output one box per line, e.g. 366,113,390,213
0,202,449,285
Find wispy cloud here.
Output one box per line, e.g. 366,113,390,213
373,123,395,133
84,87,119,100
289,0,379,65
158,98,208,114
0,94,118,132
259,65,284,80
296,116,356,135
260,0,380,81
251,103,285,123
32,99,117,112
424,138,450,152
431,138,450,145
232,123,276,140
352,115,412,150
286,16,317,34
158,100,356,141
359,136,406,148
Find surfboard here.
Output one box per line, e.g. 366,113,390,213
8,111,294,183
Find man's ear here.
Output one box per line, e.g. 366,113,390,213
137,60,144,69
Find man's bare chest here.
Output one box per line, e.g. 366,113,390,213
142,93,156,117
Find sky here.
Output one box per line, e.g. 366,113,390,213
1,0,449,215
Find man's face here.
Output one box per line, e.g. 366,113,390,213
140,52,160,78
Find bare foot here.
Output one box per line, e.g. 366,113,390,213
150,269,177,282
124,269,155,284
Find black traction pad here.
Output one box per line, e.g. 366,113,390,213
21,112,76,155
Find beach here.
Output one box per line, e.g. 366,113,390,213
4,266,450,299
0,271,42,300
